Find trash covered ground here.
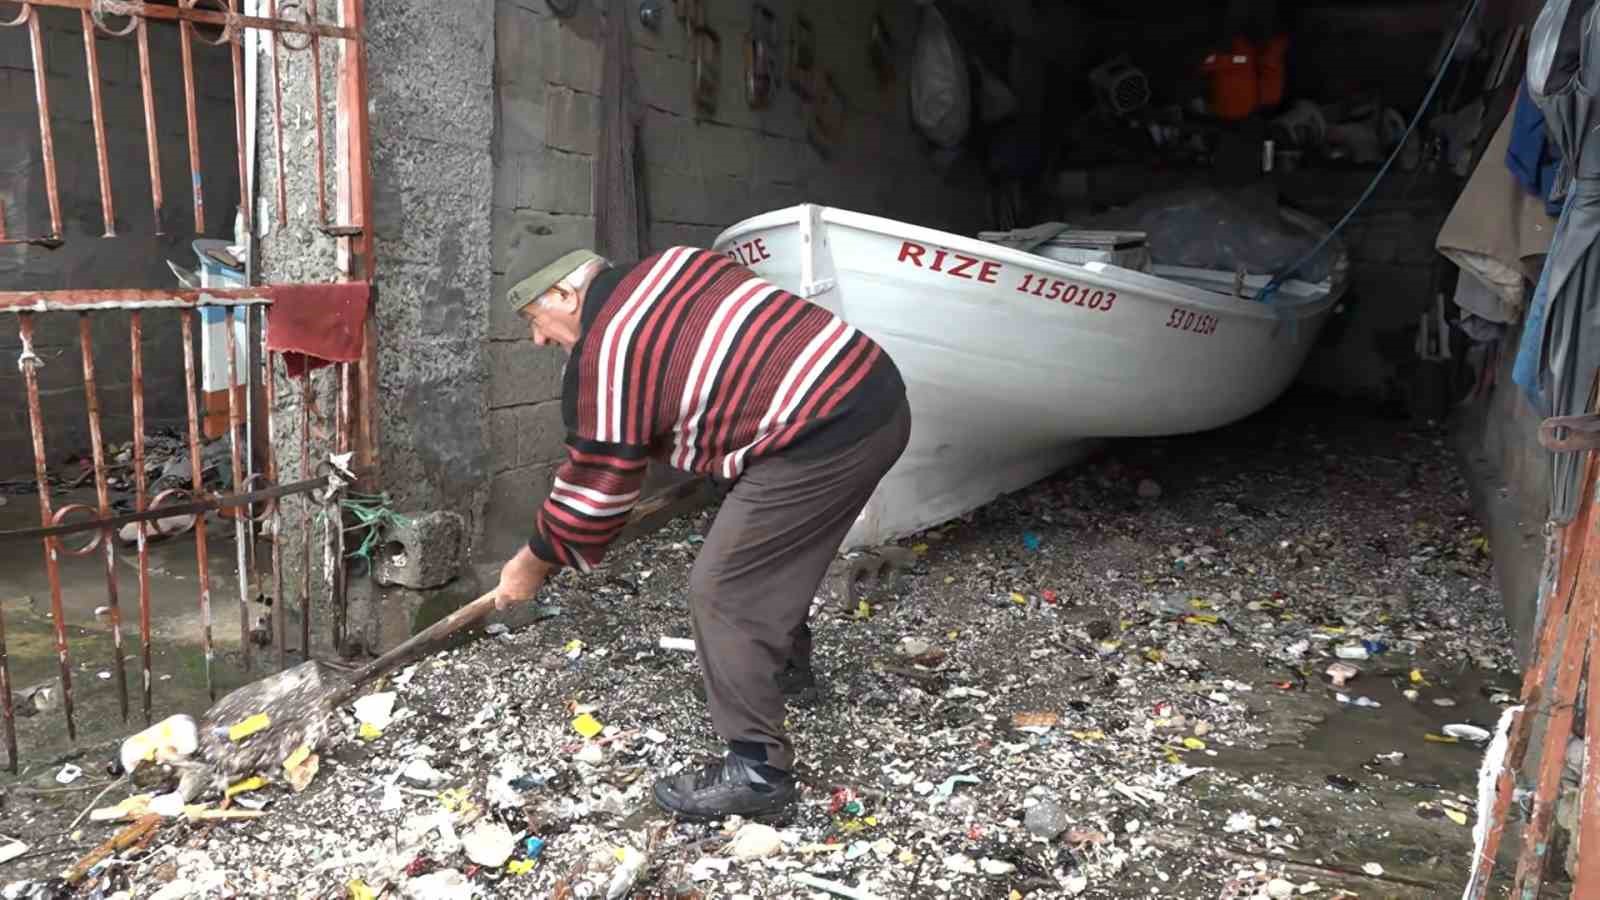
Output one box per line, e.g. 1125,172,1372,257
0,394,1526,899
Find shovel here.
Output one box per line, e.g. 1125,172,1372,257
193,476,710,778
196,587,509,778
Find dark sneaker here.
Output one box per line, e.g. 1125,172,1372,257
652,752,798,820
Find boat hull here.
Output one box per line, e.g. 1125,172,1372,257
714,205,1340,548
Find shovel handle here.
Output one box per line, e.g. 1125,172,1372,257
336,588,500,702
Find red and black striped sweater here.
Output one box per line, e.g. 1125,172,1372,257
528,246,904,571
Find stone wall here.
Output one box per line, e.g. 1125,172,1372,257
0,9,239,469
481,0,1004,561
256,0,495,654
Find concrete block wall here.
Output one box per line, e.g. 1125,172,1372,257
256,0,495,654
0,9,239,470
482,0,1001,560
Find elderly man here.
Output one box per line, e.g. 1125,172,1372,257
494,246,909,819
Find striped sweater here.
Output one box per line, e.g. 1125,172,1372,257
529,246,904,571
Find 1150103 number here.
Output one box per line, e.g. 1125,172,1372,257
1165,308,1218,335
1016,274,1116,311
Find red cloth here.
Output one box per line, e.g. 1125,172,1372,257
264,282,371,378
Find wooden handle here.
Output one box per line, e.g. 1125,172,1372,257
337,588,500,701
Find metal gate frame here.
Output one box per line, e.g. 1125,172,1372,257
0,0,378,772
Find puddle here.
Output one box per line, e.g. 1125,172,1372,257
1217,657,1517,794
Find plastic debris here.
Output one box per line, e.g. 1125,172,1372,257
119,714,198,774
225,775,266,799
353,692,397,733
55,764,82,784
347,878,377,900
659,636,697,653
228,713,271,742
1325,661,1360,687
1022,532,1041,552
606,846,647,899
1024,799,1069,839
1362,862,1385,877
1265,878,1296,900
728,823,784,860
400,759,447,788
403,869,472,900
1334,644,1369,660
1443,723,1492,743
689,856,733,881
283,750,319,793
0,841,26,865
463,821,516,867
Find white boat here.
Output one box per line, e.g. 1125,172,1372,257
712,204,1346,549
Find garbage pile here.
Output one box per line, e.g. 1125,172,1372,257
0,406,1516,898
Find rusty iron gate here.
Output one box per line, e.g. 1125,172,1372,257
0,0,377,772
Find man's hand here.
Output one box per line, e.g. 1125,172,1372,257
495,546,554,610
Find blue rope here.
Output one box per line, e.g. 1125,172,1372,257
1257,0,1482,308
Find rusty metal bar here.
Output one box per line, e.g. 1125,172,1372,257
129,312,154,723
299,374,312,657
268,0,288,228
0,557,13,770
17,315,77,742
262,324,286,671
308,0,328,227
1577,611,1600,896
332,362,350,651
1510,589,1594,896
26,6,64,243
338,0,378,476
180,311,217,699
0,289,272,313
0,475,331,544
228,0,251,236
1467,455,1599,897
178,6,206,234
77,316,130,722
223,308,251,670
78,10,117,237
135,17,165,233
28,0,360,40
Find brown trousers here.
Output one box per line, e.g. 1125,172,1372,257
689,397,911,771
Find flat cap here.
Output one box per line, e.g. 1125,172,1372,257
506,249,604,313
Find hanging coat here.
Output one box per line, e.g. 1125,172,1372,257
1522,0,1600,523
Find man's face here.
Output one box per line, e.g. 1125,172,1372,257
520,278,582,351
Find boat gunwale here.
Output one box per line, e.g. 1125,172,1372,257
713,204,1344,324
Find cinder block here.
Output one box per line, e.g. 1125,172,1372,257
541,19,603,94
646,171,710,225
516,399,569,467
481,462,558,560
497,87,548,157
375,511,468,590
635,48,691,117
493,207,596,281
487,273,529,341
639,109,699,175
545,86,598,154
493,150,527,210
525,148,593,215
489,406,520,473
702,174,753,227
495,0,542,87
487,339,568,409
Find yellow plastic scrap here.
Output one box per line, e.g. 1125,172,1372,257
227,713,271,742
1184,614,1219,626
1188,598,1211,610
347,879,377,900
1445,808,1469,826
1010,891,1023,900
856,600,872,619
1410,668,1428,685
1321,626,1346,635
947,630,959,640
358,722,383,741
1182,737,1208,751
563,639,585,657
897,850,916,865
1070,730,1105,742
572,713,604,739
224,775,266,799
1144,649,1166,664
1164,748,1182,764
283,745,312,772
439,787,472,812
864,816,878,826
1010,592,1028,605
508,859,537,875
912,543,929,555
1424,733,1460,744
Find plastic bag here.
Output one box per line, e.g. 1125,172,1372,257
909,5,971,149
1084,187,1343,284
